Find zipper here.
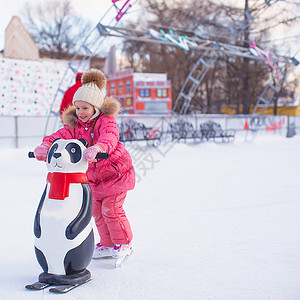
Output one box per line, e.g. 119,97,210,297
111,163,120,177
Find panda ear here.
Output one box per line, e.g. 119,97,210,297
52,138,61,143
78,138,88,148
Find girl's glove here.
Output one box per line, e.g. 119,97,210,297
84,143,105,162
34,142,51,161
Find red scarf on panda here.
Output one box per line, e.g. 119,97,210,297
47,172,89,200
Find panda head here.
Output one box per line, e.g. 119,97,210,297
46,139,89,173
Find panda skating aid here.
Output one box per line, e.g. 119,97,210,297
26,139,108,294
25,281,50,290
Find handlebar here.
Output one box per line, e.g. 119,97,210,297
28,152,109,159
95,153,109,159
28,152,35,158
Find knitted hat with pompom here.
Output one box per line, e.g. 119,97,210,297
73,68,107,117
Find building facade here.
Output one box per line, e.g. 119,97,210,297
107,69,172,114
4,16,39,60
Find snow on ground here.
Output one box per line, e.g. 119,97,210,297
0,133,300,300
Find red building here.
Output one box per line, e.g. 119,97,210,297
107,69,172,114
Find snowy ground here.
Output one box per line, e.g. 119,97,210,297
0,133,300,300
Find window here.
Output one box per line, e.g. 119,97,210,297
110,83,115,95
157,89,167,97
118,82,123,94
126,80,131,92
139,89,150,97
126,97,133,106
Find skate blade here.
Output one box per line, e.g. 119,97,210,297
115,250,133,268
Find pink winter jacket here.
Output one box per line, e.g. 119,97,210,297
42,104,135,199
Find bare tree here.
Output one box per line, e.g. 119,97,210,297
229,0,300,113
22,0,92,59
121,0,299,113
122,0,232,112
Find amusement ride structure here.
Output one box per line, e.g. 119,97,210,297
44,0,299,135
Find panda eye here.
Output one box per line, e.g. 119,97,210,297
48,143,58,164
65,142,82,163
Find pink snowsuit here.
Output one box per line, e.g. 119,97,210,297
42,105,135,247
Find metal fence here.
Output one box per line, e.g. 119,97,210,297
0,114,299,149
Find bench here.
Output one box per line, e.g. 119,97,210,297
169,119,202,143
200,120,235,142
118,120,161,146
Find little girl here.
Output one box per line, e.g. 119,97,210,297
34,68,135,261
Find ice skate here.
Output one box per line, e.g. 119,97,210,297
113,244,133,267
92,243,114,259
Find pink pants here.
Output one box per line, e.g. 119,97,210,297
93,192,133,247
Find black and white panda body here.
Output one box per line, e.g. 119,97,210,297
33,138,94,284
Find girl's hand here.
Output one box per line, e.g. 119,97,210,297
84,144,105,162
34,142,51,161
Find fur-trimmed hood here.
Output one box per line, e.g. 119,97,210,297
61,97,121,128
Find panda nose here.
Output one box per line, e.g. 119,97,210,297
53,153,62,159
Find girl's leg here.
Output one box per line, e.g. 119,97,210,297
93,198,114,247
101,192,133,245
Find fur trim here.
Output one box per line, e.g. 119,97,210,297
61,105,77,128
61,97,121,128
101,97,121,117
81,68,106,90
